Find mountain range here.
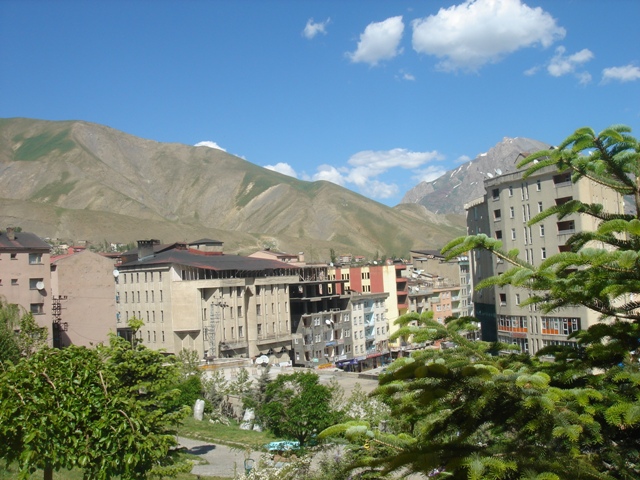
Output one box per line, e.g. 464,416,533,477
400,136,550,215
0,118,470,260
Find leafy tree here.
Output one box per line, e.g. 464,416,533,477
0,299,48,364
0,335,189,479
258,371,342,446
323,124,640,479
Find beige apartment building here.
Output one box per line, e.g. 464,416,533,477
466,164,624,354
0,227,53,343
114,239,300,363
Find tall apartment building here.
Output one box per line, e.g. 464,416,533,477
327,262,406,335
114,239,300,363
466,165,624,354
0,227,53,343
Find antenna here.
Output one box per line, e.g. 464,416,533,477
113,269,120,278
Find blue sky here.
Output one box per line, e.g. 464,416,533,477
1,0,639,207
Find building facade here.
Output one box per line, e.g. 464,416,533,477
0,227,53,343
466,165,624,354
114,239,299,363
50,250,118,347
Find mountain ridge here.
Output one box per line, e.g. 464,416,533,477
0,118,465,259
401,136,551,214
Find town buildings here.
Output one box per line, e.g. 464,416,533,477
466,163,624,354
114,239,300,364
407,249,472,322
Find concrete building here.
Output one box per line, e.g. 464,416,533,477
50,250,118,347
408,249,472,322
0,227,52,343
114,239,299,363
466,164,624,354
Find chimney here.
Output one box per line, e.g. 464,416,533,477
137,239,160,261
298,252,305,263
6,227,15,241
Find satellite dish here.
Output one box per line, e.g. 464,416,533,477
113,269,120,278
325,319,332,325
36,281,45,291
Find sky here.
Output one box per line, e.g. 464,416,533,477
1,0,639,207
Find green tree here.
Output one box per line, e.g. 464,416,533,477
258,371,342,446
0,299,48,365
0,336,189,479
323,124,640,479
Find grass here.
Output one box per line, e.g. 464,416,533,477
0,457,225,480
13,130,75,161
178,416,279,451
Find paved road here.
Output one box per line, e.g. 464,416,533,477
178,436,252,478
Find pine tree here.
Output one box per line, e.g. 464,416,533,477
322,124,640,479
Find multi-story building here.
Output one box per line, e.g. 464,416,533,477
466,164,624,354
347,291,390,370
327,262,405,336
114,239,299,363
408,249,472,321
0,227,53,343
289,274,352,368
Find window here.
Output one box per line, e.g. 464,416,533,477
493,209,502,220
257,323,262,335
30,303,44,314
541,247,547,259
536,179,541,191
540,225,545,237
508,185,513,196
29,278,43,290
11,279,18,286
499,293,507,306
256,304,261,315
538,201,543,213
237,306,243,317
492,188,499,200
511,228,516,240
509,207,515,218
28,253,43,264
515,294,520,305
162,331,165,343
239,326,244,337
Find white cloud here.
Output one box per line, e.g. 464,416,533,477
397,69,416,81
310,148,443,200
264,162,298,178
303,18,330,39
312,164,347,185
194,141,226,151
602,64,640,83
347,16,404,66
547,46,593,78
411,0,565,72
367,180,399,199
412,165,447,183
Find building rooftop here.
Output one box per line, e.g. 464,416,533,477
0,229,50,251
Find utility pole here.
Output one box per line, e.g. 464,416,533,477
206,300,228,359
